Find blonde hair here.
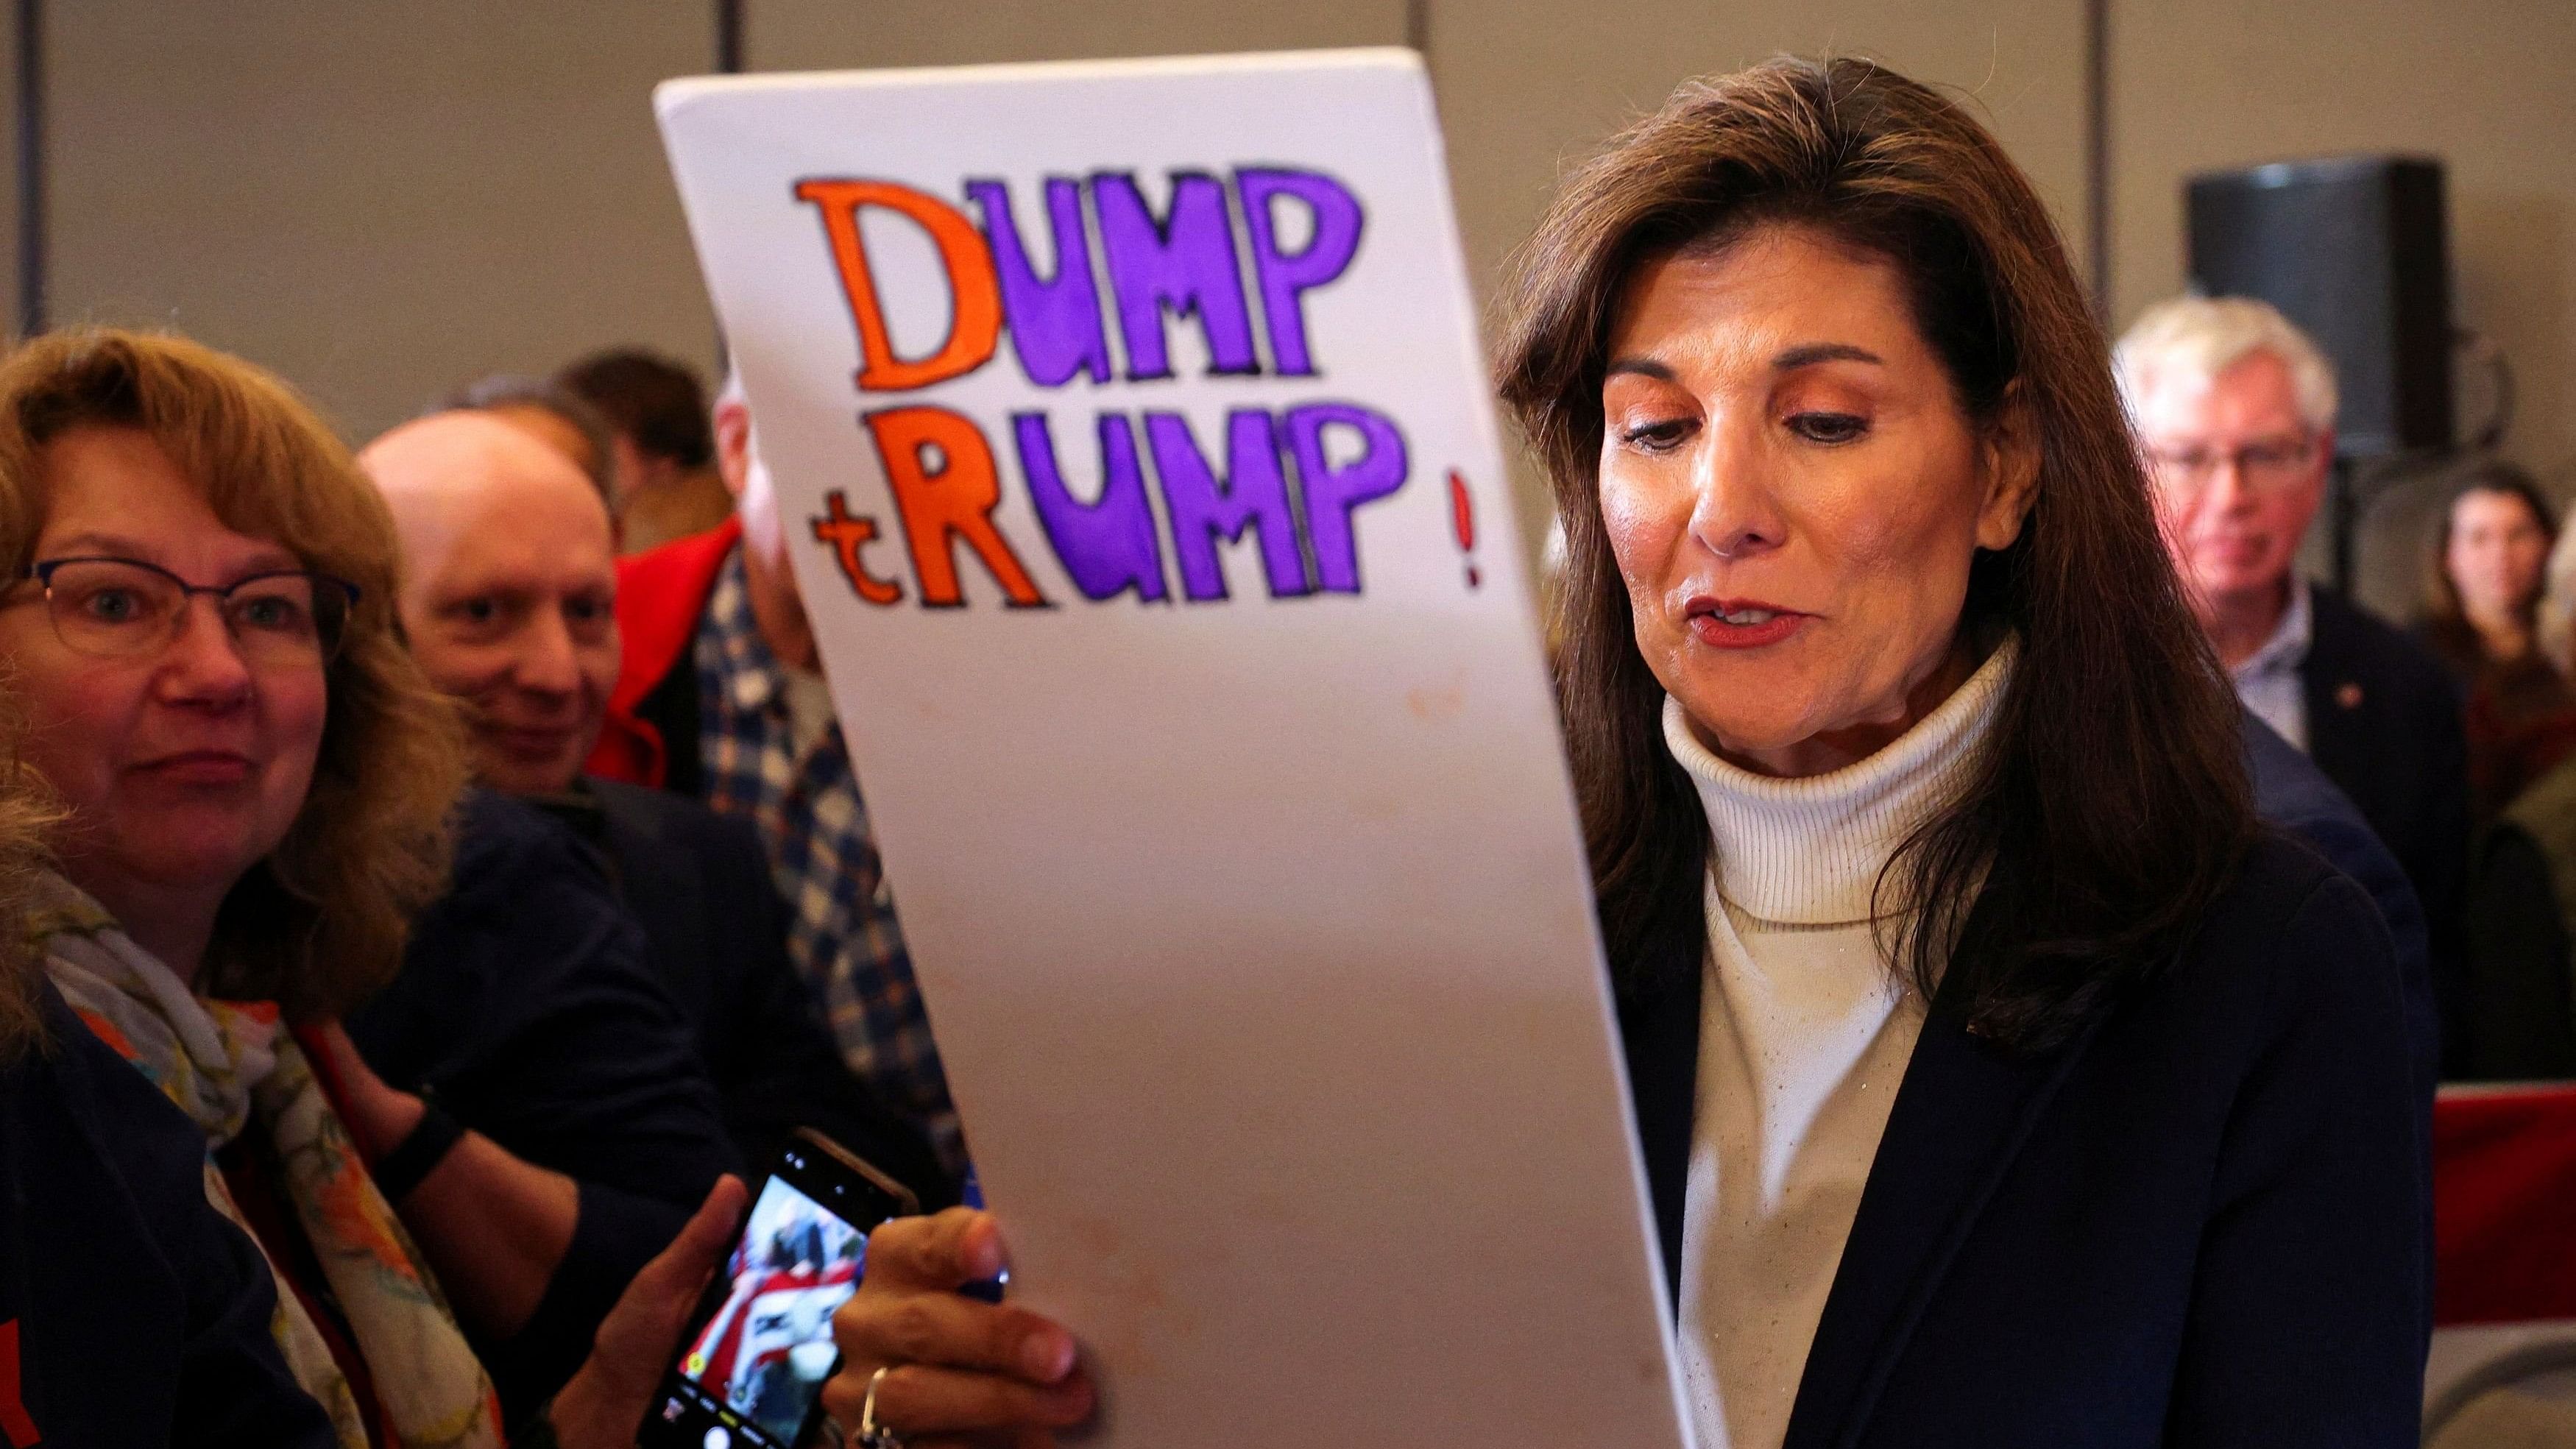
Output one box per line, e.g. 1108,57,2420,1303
0,691,60,1063
2113,294,2340,436
0,329,471,1021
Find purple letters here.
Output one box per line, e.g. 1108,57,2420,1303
1016,411,1167,603
1091,171,1263,380
806,166,1423,609
970,177,1114,387
1236,169,1365,377
1150,410,1309,601
1285,404,1408,595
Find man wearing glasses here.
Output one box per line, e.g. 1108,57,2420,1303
2120,295,2469,1074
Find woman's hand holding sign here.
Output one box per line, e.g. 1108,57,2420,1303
827,1209,1094,1446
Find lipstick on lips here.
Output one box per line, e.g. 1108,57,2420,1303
1685,596,1808,648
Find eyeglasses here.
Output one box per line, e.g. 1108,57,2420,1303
22,556,361,666
2142,434,2321,495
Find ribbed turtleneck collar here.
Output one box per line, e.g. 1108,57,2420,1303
1662,638,2017,926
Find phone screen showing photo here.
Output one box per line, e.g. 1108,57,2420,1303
644,1138,910,1449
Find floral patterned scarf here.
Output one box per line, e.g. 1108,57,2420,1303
33,874,503,1449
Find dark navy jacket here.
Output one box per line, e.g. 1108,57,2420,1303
1619,835,2426,1447
350,789,737,1421
559,776,949,1203
0,982,331,1446
2300,587,2471,1069
2242,711,2437,1101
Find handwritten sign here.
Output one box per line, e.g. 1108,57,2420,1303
657,51,1688,1448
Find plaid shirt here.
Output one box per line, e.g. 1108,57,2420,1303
694,549,965,1172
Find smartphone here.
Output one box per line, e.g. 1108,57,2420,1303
639,1128,920,1449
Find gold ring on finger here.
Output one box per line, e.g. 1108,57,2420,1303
857,1364,909,1449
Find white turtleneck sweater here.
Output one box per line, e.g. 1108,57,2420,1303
1661,640,2015,1449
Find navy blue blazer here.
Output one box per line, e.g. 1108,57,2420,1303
2241,711,2435,1102
573,777,951,1205
1619,834,2427,1446
2299,587,2470,1068
352,790,737,1420
2,982,333,1446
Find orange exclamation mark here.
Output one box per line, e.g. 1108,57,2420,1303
1448,470,1480,589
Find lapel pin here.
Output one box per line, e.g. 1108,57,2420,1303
2335,681,2364,710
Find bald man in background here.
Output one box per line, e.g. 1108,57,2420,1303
360,412,947,1191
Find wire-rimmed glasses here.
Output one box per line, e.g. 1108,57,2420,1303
2141,433,2322,496
23,556,361,667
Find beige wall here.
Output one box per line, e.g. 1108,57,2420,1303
32,0,2576,526
746,0,1406,69
1429,0,2090,302
2110,0,2576,484
47,1,715,444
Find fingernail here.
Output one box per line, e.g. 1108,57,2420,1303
1022,1331,1069,1380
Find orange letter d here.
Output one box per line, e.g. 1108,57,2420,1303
796,178,1002,392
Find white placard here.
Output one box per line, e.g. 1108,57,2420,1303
656,51,1690,1448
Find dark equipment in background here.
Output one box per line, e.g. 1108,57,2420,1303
2188,155,2454,458
2187,155,2494,602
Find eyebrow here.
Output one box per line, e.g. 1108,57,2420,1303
1604,356,1676,382
43,531,302,575
1604,344,1886,383
1773,343,1885,370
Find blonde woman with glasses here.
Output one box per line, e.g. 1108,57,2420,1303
0,687,352,1440
0,329,744,1449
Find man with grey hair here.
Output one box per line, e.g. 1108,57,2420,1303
2119,294,2470,1071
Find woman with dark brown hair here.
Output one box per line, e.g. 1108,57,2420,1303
2455,507,2576,1079
812,58,2423,1448
2418,461,2576,818
2423,461,2556,680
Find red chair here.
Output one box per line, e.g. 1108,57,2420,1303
2427,1083,2576,1441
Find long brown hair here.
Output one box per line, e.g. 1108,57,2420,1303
1496,57,2256,1050
2421,458,2554,644
0,329,471,1022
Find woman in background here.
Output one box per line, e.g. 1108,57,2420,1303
2419,462,2576,819
816,57,2423,1448
0,328,741,1448
0,686,344,1442
2460,518,2576,1079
